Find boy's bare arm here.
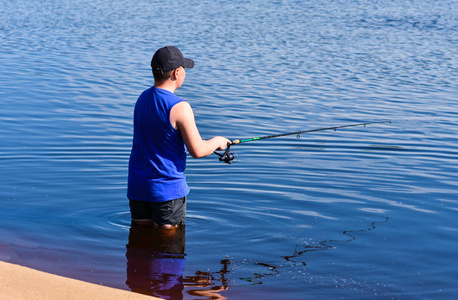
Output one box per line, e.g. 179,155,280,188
171,101,229,159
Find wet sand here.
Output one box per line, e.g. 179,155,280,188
0,261,161,300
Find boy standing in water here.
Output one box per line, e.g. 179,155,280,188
127,46,229,229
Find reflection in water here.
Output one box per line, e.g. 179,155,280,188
126,219,388,298
125,224,229,300
126,224,186,299
183,259,229,300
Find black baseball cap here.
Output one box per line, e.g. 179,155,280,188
151,46,194,73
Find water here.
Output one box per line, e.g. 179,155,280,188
1,0,457,299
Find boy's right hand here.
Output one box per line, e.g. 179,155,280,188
214,136,231,151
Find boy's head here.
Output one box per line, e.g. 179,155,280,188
151,46,194,81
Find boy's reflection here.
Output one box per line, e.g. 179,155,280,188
126,223,186,299
126,223,229,299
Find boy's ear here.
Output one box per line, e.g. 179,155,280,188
171,68,180,80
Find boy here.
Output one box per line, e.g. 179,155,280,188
127,46,229,229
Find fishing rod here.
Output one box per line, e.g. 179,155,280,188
214,120,391,164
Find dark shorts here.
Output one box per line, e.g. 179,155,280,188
129,197,186,226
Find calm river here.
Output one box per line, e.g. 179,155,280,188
1,0,457,299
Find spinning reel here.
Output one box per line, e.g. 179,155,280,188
214,145,238,164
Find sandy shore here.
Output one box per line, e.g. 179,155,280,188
0,261,161,300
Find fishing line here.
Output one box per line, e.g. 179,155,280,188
214,120,391,164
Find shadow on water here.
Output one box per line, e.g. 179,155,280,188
282,217,390,267
126,218,389,299
126,223,229,300
241,218,390,286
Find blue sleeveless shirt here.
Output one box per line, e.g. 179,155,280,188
127,87,190,202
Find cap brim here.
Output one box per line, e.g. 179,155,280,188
183,58,194,69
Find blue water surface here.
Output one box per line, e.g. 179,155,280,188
1,0,457,299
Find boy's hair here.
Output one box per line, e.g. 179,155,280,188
152,64,174,82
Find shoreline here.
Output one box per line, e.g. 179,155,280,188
0,261,161,300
